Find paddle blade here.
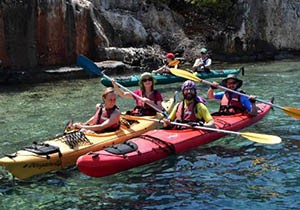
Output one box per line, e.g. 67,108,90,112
76,55,104,77
283,107,300,120
170,68,202,82
241,132,282,144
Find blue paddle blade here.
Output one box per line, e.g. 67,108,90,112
76,55,104,77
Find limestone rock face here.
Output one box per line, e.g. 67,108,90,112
0,0,299,70
223,0,300,59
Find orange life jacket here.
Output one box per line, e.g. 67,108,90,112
168,59,180,68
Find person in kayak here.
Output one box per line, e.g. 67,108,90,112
207,74,258,116
165,80,215,128
112,72,164,116
152,53,180,74
72,87,121,133
192,48,212,73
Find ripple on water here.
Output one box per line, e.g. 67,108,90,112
0,62,300,209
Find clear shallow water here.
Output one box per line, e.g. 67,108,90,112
0,60,299,210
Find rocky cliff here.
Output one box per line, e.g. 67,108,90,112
0,0,299,71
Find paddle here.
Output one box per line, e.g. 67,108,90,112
122,115,281,144
170,68,300,120
76,55,169,118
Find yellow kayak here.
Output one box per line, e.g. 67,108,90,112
0,97,175,179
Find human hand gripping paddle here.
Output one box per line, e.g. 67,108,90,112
76,55,169,118
121,115,281,144
170,68,300,120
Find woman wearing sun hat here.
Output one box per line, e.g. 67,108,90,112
207,74,257,116
152,52,180,74
112,72,163,116
192,48,212,73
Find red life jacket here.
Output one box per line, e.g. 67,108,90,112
131,90,159,116
175,100,204,123
93,104,120,132
219,91,246,115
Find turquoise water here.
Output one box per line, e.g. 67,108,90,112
0,60,300,209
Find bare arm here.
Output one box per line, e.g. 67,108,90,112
112,80,133,99
142,98,163,111
78,110,121,132
206,82,219,100
192,58,202,70
207,88,216,100
152,65,167,74
203,58,212,69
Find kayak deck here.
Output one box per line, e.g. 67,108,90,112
0,97,175,179
101,68,243,87
76,103,272,178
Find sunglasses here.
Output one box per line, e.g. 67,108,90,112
142,78,153,82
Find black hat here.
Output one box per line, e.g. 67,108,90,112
221,74,243,89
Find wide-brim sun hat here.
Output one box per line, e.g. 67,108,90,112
221,74,243,89
138,72,157,88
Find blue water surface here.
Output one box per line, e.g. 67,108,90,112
0,60,299,210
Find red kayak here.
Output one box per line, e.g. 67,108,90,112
77,103,272,177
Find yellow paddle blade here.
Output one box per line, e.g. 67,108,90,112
283,107,300,120
240,132,282,144
170,68,202,82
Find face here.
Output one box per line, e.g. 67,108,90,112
166,57,172,62
141,77,153,88
183,88,196,100
226,79,237,90
104,92,117,108
200,52,206,58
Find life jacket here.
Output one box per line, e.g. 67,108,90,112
218,91,246,115
93,104,120,132
168,59,180,68
175,99,205,123
130,90,159,116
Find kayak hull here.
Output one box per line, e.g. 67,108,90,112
0,98,175,179
101,68,242,87
77,103,271,178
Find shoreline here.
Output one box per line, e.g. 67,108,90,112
1,57,300,86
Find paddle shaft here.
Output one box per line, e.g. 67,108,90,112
168,120,241,135
77,55,168,118
171,68,299,120
122,115,282,144
124,116,242,136
207,78,299,119
105,74,168,118
203,79,277,107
